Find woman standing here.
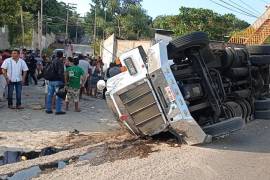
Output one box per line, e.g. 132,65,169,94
89,60,101,97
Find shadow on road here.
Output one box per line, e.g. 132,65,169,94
200,119,270,153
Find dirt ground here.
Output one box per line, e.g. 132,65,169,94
0,119,269,180
33,119,270,180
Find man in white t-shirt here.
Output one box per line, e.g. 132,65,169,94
1,49,29,109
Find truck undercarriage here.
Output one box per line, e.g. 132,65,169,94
104,32,270,145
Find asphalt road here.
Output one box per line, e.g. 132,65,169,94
0,83,118,132
0,83,119,155
204,119,270,153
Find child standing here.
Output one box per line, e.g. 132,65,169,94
65,57,84,112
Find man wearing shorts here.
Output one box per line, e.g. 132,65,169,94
65,57,84,112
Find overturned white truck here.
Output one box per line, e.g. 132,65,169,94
101,32,270,145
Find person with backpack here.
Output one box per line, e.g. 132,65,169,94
65,57,84,112
45,51,65,115
25,52,38,86
1,49,29,109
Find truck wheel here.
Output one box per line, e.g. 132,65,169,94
243,99,252,122
167,32,209,59
250,55,270,65
255,109,270,119
236,100,248,122
202,117,244,137
255,98,270,110
224,101,243,118
248,45,270,55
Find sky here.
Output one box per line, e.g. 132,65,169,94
58,0,270,24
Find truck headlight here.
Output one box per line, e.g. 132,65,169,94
124,58,137,75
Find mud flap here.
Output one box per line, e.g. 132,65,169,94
170,119,210,145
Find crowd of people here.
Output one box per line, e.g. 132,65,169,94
0,48,123,115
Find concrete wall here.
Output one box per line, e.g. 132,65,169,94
116,40,152,57
155,33,172,44
101,34,152,71
32,31,56,50
101,34,117,71
0,26,10,49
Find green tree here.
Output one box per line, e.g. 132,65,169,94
0,0,84,46
120,4,152,39
83,0,152,41
153,7,250,41
153,15,178,30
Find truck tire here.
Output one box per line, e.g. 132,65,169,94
236,100,248,122
243,99,252,122
255,98,270,110
202,117,244,137
167,32,209,59
255,109,270,119
247,45,270,55
250,55,270,65
222,47,234,69
224,101,243,117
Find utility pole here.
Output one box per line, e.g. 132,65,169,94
20,6,25,47
40,0,43,56
75,21,78,44
103,8,107,40
117,17,120,37
93,6,97,55
114,14,120,37
38,11,41,52
45,21,48,48
66,4,69,41
45,18,52,48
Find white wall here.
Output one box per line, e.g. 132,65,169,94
101,34,116,71
0,26,10,49
32,31,56,50
116,40,152,57
155,33,172,44
101,34,154,70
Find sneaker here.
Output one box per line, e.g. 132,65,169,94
46,110,53,114
8,106,16,109
55,111,66,115
16,106,24,109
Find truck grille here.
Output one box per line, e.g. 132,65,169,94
119,82,165,134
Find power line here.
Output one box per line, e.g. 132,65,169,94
218,0,258,18
228,0,260,16
259,0,269,4
209,0,257,18
237,0,261,15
